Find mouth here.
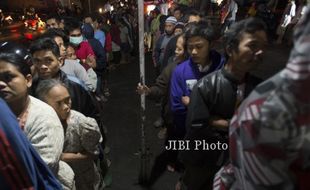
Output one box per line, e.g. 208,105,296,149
0,91,11,98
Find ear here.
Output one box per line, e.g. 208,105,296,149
58,56,64,67
225,46,233,57
25,74,32,88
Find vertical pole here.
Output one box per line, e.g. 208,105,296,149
137,0,149,184
88,0,91,13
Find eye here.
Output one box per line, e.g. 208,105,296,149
1,73,14,82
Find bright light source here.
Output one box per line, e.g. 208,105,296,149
147,5,156,15
111,6,114,11
99,8,103,13
120,2,124,7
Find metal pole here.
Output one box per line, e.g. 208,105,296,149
137,0,149,184
88,0,91,13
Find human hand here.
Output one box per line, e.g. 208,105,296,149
136,83,150,95
181,96,190,106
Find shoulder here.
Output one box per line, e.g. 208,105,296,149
28,96,57,116
26,96,62,130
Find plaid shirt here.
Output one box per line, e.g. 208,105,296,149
214,6,310,190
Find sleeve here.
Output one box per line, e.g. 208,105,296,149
100,32,106,48
148,61,173,99
235,100,295,188
78,115,102,155
170,67,186,113
85,42,95,57
152,36,162,67
73,60,89,84
26,110,64,173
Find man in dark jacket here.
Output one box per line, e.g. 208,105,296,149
29,37,98,120
179,18,268,190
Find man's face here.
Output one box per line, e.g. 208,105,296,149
69,28,82,37
231,30,267,80
0,61,32,104
54,36,66,58
187,36,210,65
46,18,59,29
84,17,93,24
45,85,71,122
32,50,62,79
174,10,182,21
165,22,175,35
188,15,201,23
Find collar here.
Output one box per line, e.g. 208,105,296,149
221,68,240,85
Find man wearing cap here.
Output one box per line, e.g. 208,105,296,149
153,16,177,77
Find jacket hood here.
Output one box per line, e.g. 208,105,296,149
82,23,94,39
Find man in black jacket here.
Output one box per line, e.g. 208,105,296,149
179,18,268,190
29,37,98,120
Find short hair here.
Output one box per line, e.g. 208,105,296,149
85,13,103,24
174,7,184,14
184,20,215,42
30,37,60,58
46,14,61,23
187,9,204,18
0,42,32,76
64,19,81,35
224,17,267,52
41,28,68,42
35,79,69,102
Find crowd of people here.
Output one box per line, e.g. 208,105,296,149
0,0,310,190
137,1,310,190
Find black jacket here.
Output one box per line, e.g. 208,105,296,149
180,68,239,167
32,71,98,120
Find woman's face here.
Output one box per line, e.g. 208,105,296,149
0,61,32,104
175,36,185,61
44,84,71,122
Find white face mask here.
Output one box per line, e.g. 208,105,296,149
69,36,83,45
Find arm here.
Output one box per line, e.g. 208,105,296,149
170,68,186,113
26,109,64,173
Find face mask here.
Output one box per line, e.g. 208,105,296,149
69,36,83,45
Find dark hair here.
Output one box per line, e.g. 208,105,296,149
35,79,69,102
64,19,81,35
84,13,103,24
46,14,61,23
224,17,267,53
0,53,31,76
41,28,68,43
187,9,204,18
30,37,60,58
174,7,184,14
184,20,215,42
0,42,32,76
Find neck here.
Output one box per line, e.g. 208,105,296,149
225,59,244,83
9,95,30,117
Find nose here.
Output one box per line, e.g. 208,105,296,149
63,103,70,113
191,48,198,55
0,81,6,90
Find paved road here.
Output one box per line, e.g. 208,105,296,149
102,44,291,190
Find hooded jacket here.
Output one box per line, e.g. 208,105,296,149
82,23,106,73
